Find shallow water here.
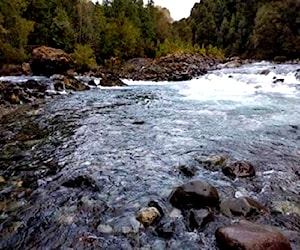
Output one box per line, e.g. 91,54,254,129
0,62,300,249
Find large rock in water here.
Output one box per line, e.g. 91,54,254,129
169,180,219,210
215,220,292,250
30,46,72,76
100,73,127,87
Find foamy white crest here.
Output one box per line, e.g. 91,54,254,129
123,79,173,86
177,68,299,102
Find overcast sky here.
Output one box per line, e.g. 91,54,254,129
94,0,199,21
150,0,198,20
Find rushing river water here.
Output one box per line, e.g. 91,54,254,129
0,62,300,249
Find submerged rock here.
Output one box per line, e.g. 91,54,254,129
136,207,161,226
260,69,271,75
62,174,99,191
271,201,300,216
98,215,143,235
215,220,292,250
195,155,228,171
169,180,220,210
222,161,256,178
220,197,269,217
177,164,198,177
185,208,214,231
155,218,176,238
295,69,300,81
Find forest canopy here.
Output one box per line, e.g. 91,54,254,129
0,0,299,66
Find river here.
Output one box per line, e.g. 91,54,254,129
0,62,299,249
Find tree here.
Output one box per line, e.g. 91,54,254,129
252,1,300,59
0,0,34,64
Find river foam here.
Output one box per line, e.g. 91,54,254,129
176,63,300,102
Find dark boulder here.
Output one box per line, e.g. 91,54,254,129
260,69,271,75
215,220,292,250
100,73,127,87
64,76,90,91
169,180,220,210
177,164,198,177
30,46,72,76
222,161,256,178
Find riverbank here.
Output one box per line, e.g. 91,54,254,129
0,47,224,80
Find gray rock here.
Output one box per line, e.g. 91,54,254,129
220,197,269,217
186,208,214,231
102,215,143,235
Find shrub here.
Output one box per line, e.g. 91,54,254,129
71,44,97,72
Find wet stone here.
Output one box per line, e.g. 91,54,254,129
155,218,177,238
195,155,228,171
271,201,300,216
62,174,100,191
132,120,145,125
136,207,161,226
222,161,256,178
185,208,214,231
215,220,292,250
169,180,220,210
0,176,5,184
148,198,171,217
102,215,143,235
220,197,269,218
177,164,198,177
97,224,113,234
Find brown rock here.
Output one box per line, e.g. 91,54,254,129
169,180,220,210
215,220,292,250
64,76,90,91
100,73,127,87
222,161,256,178
21,63,32,75
0,64,23,76
31,46,72,76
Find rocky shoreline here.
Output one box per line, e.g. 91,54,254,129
0,46,224,110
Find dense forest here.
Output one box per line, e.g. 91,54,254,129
0,0,299,67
